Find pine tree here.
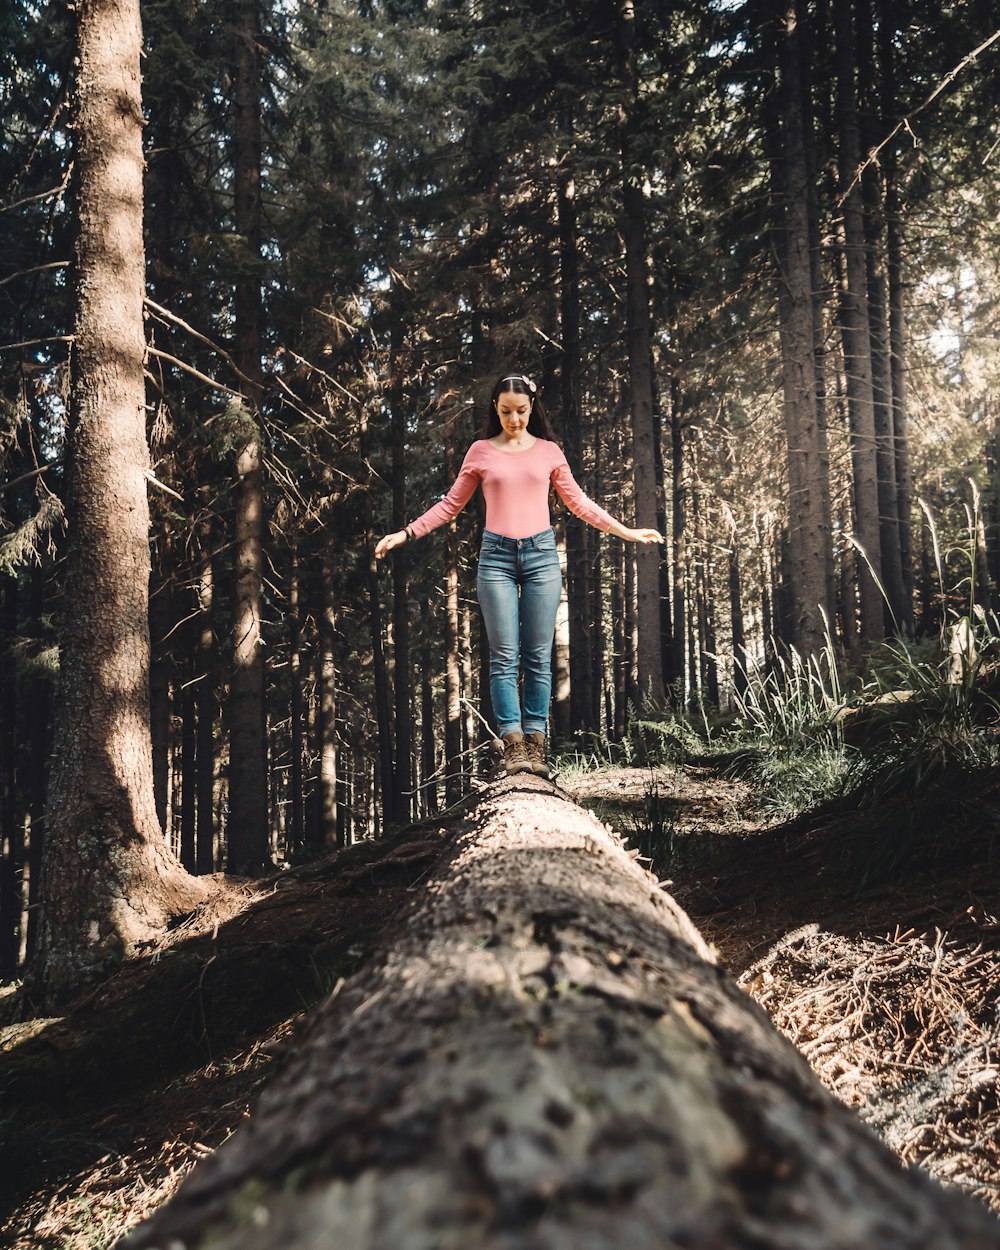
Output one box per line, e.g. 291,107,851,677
28,0,205,1004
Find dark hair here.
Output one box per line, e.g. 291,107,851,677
479,372,559,442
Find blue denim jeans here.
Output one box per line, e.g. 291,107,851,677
476,528,563,738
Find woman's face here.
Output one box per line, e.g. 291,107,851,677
494,390,532,437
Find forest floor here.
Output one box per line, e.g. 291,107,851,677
2,760,998,1247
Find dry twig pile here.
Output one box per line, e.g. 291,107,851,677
740,925,1000,1212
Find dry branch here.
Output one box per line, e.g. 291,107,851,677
128,778,998,1249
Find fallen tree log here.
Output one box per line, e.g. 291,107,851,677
128,777,998,1249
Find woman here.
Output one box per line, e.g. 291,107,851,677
375,372,663,778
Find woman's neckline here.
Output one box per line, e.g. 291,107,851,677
486,435,540,455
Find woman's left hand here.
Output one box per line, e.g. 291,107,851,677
628,527,665,545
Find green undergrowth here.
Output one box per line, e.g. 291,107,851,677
566,581,1000,891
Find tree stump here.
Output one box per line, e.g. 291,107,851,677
128,777,998,1249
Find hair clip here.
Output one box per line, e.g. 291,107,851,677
500,373,537,395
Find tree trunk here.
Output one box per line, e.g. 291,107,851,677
800,1,838,623
878,0,916,626
28,0,205,1005
227,0,270,873
558,143,596,734
180,666,196,873
288,547,306,857
617,0,665,706
196,519,217,876
833,0,884,643
692,457,719,707
149,564,172,833
671,395,689,697
445,522,464,806
130,777,999,1250
0,576,19,979
769,0,834,656
421,640,438,818
611,510,627,739
857,0,908,633
364,414,397,831
316,550,341,850
728,521,748,703
389,325,413,825
553,549,572,739
24,565,48,964
444,427,465,805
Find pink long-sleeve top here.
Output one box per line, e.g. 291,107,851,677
408,438,616,541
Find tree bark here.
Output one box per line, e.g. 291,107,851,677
180,662,196,873
728,520,748,703
557,143,596,734
288,547,306,856
196,519,217,876
671,386,689,696
616,0,665,706
149,563,172,833
444,429,465,806
857,0,908,633
389,318,413,824
833,0,884,643
0,576,19,979
28,0,205,1005
769,0,834,656
878,0,916,628
226,0,270,873
316,549,341,850
363,413,396,833
130,777,998,1250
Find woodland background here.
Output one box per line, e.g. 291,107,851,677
1,0,1000,984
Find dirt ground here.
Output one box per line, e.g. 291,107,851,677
1,764,998,1245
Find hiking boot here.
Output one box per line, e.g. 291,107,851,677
501,732,533,776
524,732,550,778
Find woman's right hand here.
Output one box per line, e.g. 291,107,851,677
375,530,407,560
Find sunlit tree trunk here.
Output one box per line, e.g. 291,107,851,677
857,0,908,633
421,639,438,817
834,0,884,643
692,448,719,707
727,516,747,704
316,551,341,849
553,553,572,739
617,0,665,705
878,0,915,628
29,0,205,1005
800,1,837,623
769,0,834,656
671,395,689,699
